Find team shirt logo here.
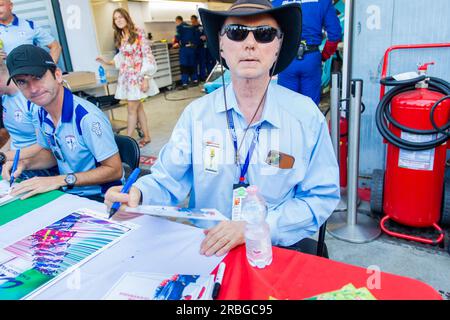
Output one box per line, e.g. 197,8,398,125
14,110,23,123
91,122,102,137
65,135,77,151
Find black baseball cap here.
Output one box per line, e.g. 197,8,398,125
6,44,57,85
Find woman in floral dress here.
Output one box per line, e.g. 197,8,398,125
97,8,159,147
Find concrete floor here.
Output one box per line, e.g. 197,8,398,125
110,84,450,300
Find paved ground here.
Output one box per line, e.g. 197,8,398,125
111,84,450,300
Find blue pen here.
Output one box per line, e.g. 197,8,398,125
10,149,21,187
108,167,141,219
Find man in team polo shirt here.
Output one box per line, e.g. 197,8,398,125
2,44,123,201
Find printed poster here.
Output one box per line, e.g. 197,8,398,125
0,208,136,300
103,272,211,300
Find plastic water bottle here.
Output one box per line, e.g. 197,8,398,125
98,65,107,83
242,185,272,268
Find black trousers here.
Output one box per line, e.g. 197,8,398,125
280,238,329,258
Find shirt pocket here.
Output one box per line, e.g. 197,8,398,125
253,162,300,204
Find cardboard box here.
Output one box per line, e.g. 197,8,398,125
62,71,97,90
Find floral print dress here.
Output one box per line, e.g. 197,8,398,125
113,28,159,101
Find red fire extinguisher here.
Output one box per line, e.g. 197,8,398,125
339,117,348,188
327,113,348,188
371,43,450,245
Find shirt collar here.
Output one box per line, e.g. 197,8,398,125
61,87,74,123
214,82,281,129
41,87,74,127
11,14,18,26
0,14,19,27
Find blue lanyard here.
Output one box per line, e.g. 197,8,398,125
227,108,262,183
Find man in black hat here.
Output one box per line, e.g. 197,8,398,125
105,0,339,257
2,44,123,201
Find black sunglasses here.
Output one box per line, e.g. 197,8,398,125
220,24,283,43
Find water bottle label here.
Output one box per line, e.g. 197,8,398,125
98,66,107,83
231,185,248,221
246,237,272,268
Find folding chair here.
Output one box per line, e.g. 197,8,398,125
114,134,140,178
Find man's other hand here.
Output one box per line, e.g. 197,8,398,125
10,176,65,199
200,221,246,257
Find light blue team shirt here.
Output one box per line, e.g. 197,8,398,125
2,92,39,150
133,83,340,246
0,14,55,54
36,88,122,197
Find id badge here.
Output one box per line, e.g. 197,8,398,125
203,141,221,174
231,183,249,221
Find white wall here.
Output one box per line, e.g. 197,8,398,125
127,1,230,41
91,1,122,57
59,0,100,73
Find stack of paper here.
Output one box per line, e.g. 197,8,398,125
0,180,18,207
103,272,216,300
0,208,136,300
125,205,229,221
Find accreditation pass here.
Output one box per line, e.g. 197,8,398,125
204,141,221,174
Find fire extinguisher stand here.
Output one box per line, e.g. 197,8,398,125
330,73,347,211
328,79,381,243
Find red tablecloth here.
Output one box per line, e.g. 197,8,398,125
213,245,442,300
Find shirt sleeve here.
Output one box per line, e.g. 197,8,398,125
113,52,124,69
32,24,56,47
266,116,340,246
323,0,342,42
137,29,157,76
174,25,182,44
133,106,194,206
80,111,119,163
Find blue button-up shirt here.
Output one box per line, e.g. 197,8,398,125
36,88,121,196
272,0,342,45
134,83,340,246
2,92,39,150
0,14,55,54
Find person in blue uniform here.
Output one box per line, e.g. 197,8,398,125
272,0,342,105
2,45,123,201
191,15,207,82
0,0,62,155
173,16,198,89
0,63,58,179
0,0,61,63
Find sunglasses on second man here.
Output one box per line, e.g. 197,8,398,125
220,24,283,44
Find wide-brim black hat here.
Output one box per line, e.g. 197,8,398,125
199,0,302,75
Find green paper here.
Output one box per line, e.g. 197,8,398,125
0,269,53,300
305,283,377,300
0,190,63,226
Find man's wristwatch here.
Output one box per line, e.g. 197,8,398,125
64,173,77,190
0,152,6,166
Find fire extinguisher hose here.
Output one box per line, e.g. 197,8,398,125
376,76,450,151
